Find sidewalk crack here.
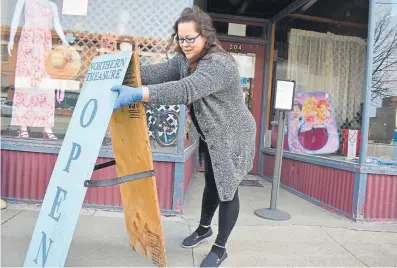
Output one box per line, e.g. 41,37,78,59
187,222,196,267
1,210,24,225
321,226,369,267
318,225,397,234
209,222,397,234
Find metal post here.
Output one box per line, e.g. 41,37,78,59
255,110,291,220
358,0,377,165
270,110,285,210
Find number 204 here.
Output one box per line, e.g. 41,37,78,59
229,44,242,51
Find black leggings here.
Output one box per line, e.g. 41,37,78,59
199,141,240,247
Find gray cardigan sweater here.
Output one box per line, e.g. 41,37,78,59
140,52,256,202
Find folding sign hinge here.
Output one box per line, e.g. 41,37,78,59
84,160,154,187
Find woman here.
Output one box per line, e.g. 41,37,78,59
111,6,256,267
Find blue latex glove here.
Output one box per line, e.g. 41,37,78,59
111,85,143,111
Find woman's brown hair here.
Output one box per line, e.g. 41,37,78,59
166,5,233,72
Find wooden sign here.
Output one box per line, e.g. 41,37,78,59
109,50,167,267
23,51,133,267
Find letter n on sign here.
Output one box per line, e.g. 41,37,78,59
23,51,132,267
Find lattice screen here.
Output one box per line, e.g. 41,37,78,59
59,0,189,79
57,0,191,143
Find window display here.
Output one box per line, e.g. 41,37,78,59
1,0,191,154
287,92,339,154
367,1,397,164
272,22,367,160
8,0,70,139
146,104,180,148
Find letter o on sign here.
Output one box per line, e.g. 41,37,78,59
80,99,98,128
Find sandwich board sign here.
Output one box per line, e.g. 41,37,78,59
108,50,167,267
23,50,167,267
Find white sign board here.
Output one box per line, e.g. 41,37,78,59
233,54,255,78
274,80,296,111
228,23,246,36
62,0,88,16
23,51,133,267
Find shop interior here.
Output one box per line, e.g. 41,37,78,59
263,0,396,167
267,0,369,162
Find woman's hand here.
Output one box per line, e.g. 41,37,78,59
111,85,143,110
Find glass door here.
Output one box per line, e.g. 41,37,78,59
220,41,266,174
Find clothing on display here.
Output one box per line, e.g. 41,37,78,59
11,0,56,129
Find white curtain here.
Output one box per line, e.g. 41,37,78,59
287,28,367,126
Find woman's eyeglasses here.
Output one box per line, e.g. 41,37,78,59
176,34,200,44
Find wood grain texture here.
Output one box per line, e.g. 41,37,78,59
109,51,167,267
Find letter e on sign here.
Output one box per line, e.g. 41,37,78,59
48,187,67,222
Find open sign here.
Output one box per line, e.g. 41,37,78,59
23,51,132,267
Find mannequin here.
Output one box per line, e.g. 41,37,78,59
8,0,69,139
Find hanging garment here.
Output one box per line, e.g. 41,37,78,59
11,0,55,128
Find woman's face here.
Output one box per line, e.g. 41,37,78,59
177,21,207,62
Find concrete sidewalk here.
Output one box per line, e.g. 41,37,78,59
2,173,397,267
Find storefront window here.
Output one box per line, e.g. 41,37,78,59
1,0,190,154
270,2,369,161
367,1,397,164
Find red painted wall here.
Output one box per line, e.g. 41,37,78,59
263,154,355,216
364,174,397,220
1,150,174,210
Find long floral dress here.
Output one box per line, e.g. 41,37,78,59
11,0,55,128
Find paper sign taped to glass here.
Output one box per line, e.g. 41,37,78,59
23,50,167,267
287,91,339,154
